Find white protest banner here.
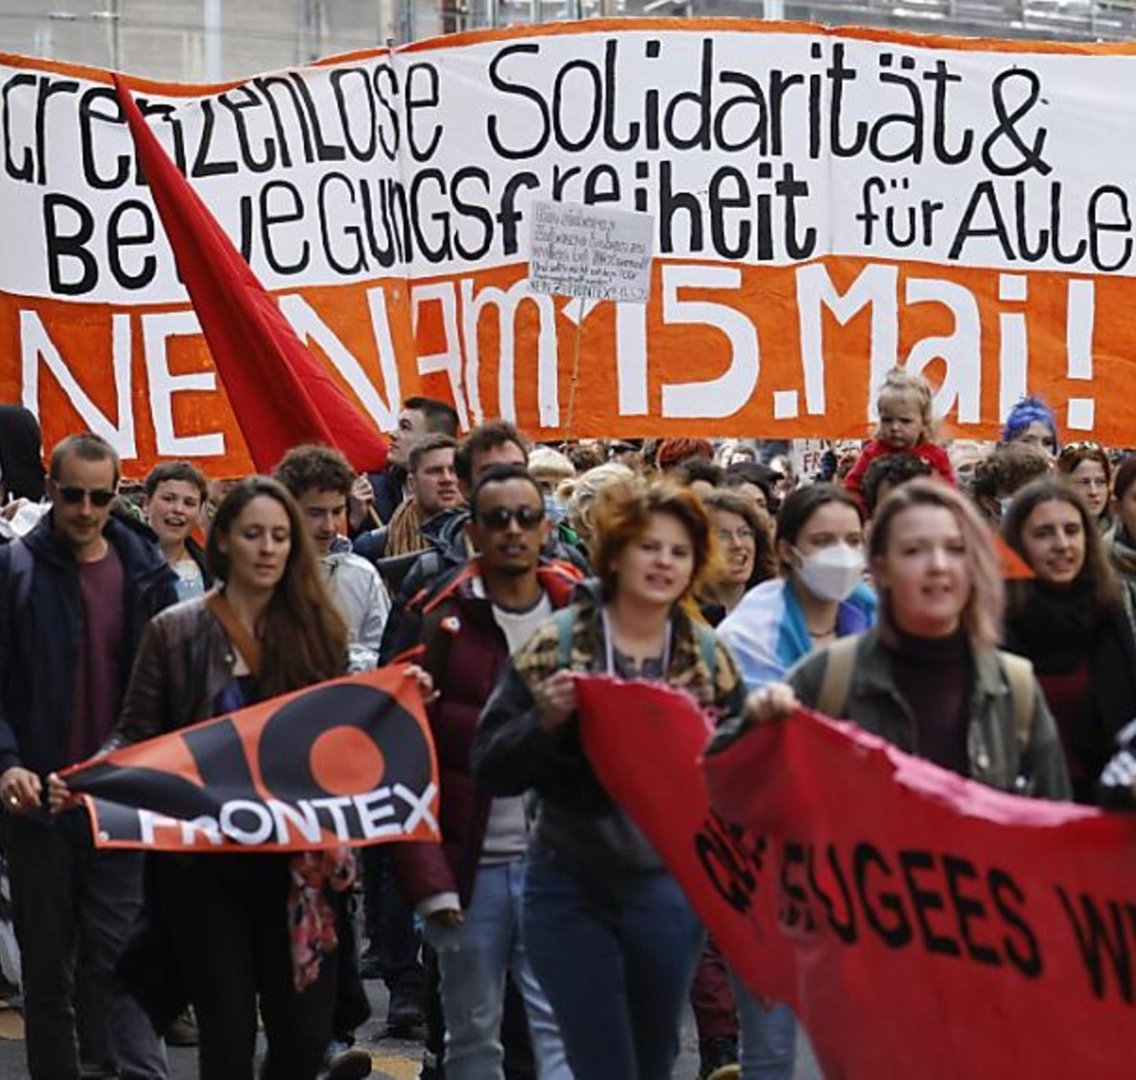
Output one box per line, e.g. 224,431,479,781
3,20,1136,473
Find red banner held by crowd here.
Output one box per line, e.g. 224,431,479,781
62,666,439,854
576,676,1136,1079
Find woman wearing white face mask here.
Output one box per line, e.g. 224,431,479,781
719,484,876,692
715,484,875,1080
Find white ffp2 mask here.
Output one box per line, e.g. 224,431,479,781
794,544,865,603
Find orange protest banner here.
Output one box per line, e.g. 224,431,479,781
62,666,439,853
4,20,1136,473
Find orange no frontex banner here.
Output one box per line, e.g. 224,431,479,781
62,666,439,853
577,676,1136,1079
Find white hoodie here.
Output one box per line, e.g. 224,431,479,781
322,546,391,672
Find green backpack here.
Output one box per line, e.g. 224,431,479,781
814,635,1035,751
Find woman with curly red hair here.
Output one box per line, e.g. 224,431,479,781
473,478,746,1080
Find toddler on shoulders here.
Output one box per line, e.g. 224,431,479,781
844,367,956,507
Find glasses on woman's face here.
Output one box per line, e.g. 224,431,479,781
717,526,755,545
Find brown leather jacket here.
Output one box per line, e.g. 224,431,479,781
115,596,239,745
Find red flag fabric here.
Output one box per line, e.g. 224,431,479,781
576,675,1136,1080
62,667,437,852
112,76,388,473
996,534,1036,580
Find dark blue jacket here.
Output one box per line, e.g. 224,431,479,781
0,511,178,776
363,467,406,528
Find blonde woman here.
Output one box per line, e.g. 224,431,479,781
560,461,634,551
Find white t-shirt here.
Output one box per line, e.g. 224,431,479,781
481,590,553,864
492,592,553,656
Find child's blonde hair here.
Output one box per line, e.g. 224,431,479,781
876,367,936,443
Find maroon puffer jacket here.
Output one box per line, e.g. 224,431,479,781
394,560,579,910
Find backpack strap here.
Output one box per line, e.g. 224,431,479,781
998,650,1035,750
814,635,860,720
552,607,576,668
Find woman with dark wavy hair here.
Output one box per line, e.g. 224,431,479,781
1002,476,1136,803
699,488,776,623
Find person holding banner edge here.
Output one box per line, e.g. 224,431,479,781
0,431,176,1080
392,463,576,1080
713,480,1071,1073
473,476,747,1080
49,476,434,1080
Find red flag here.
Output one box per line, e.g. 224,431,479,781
113,76,388,473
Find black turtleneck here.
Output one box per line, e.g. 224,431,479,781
890,628,971,777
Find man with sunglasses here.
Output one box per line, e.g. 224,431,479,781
0,432,176,1080
393,464,579,1080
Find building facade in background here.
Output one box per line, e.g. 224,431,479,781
0,0,1135,82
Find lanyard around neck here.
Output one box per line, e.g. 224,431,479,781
601,607,673,677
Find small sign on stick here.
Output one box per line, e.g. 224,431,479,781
527,200,655,303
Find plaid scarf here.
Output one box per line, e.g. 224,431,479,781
511,589,739,712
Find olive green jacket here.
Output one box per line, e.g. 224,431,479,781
713,627,1072,801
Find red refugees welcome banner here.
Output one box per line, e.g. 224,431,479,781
62,666,439,853
576,676,1136,1080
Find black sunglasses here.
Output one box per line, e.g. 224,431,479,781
477,505,545,531
57,485,116,508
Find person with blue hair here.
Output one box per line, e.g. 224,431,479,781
1000,396,1059,459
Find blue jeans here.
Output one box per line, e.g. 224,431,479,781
733,977,797,1080
523,844,704,1080
423,860,569,1080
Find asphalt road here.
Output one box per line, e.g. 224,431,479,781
0,976,823,1079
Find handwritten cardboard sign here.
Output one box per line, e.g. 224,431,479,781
527,199,654,302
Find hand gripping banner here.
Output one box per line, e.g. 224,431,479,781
576,675,1136,1079
61,666,440,853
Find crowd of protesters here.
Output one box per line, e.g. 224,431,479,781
0,375,1134,1080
